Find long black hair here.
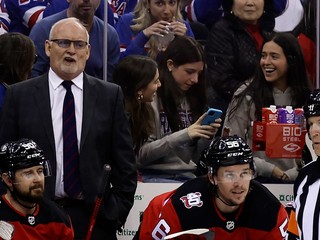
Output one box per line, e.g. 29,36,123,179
157,36,207,131
0,32,36,85
113,55,158,153
228,32,312,121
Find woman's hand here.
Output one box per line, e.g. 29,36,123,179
187,112,222,139
143,20,171,38
272,166,289,182
169,20,187,36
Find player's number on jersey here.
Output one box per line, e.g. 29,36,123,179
280,218,288,239
152,219,170,240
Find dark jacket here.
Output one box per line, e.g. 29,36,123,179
205,15,274,110
0,73,137,238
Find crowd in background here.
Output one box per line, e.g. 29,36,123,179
0,0,319,239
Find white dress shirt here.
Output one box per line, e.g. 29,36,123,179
48,68,83,198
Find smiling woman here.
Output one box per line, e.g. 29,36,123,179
113,55,160,153
223,32,313,183
205,0,279,128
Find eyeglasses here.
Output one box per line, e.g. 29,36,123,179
50,39,88,49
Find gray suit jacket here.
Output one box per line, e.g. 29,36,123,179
0,73,137,225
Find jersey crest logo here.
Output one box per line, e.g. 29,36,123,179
180,192,203,209
226,220,235,231
27,215,35,225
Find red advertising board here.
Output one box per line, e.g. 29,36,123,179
253,122,306,158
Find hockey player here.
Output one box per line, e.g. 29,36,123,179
0,138,74,239
134,135,288,239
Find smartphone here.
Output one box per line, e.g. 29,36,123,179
201,108,223,125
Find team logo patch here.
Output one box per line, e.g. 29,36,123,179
180,192,203,209
27,215,35,225
226,220,235,231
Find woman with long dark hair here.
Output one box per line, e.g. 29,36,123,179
138,36,221,182
223,32,312,183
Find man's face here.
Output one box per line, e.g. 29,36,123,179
12,166,45,203
68,0,101,21
213,164,252,207
308,116,320,156
45,20,90,80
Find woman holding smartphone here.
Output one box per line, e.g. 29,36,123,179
137,36,221,183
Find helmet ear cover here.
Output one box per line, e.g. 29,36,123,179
198,135,254,174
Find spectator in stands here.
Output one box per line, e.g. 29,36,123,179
205,0,277,123
134,135,288,239
113,55,161,154
185,0,287,30
0,138,74,239
3,0,115,35
137,36,221,183
0,32,36,112
115,0,194,60
275,0,317,86
0,0,9,34
29,0,119,81
223,32,312,183
4,0,68,35
110,0,138,23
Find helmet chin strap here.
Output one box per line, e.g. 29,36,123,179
214,190,239,207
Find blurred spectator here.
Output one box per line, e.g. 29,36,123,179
0,32,35,112
116,0,194,60
0,0,9,34
4,0,68,35
110,0,138,22
205,0,277,121
184,0,287,30
113,55,161,154
223,32,312,183
3,0,115,36
29,0,119,81
137,36,221,183
275,0,316,86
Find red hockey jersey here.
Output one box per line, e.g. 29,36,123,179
136,178,288,240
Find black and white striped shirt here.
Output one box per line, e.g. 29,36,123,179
294,157,320,239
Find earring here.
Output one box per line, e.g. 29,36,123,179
137,93,144,101
147,8,150,13
168,68,172,72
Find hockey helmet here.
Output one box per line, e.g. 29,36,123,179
199,135,253,173
303,89,320,119
0,139,51,178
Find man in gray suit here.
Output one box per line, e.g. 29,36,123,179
0,18,137,240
